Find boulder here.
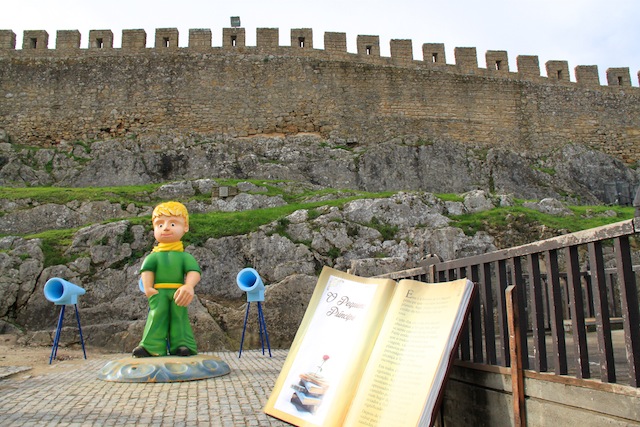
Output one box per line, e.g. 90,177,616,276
523,198,574,216
463,190,495,213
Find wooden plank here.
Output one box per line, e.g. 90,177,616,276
481,262,497,365
588,241,616,383
527,253,548,372
445,268,464,360
506,285,526,427
458,267,471,361
510,257,530,370
428,264,436,284
541,271,551,331
566,245,590,379
497,259,510,366
545,249,568,375
470,264,484,363
614,236,640,387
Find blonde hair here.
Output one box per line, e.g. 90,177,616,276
152,201,189,227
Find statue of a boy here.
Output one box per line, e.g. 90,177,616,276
132,201,201,357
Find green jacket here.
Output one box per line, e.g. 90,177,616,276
140,251,201,285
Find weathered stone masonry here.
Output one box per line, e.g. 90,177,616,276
0,26,639,163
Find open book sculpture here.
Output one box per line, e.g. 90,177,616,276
264,266,476,427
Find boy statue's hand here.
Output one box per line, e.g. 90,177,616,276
174,284,195,307
144,287,159,298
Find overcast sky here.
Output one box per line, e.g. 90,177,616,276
3,0,639,86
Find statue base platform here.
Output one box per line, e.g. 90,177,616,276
98,354,231,383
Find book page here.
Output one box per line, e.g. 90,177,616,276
264,267,396,427
343,278,473,427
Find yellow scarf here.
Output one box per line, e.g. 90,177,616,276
152,241,184,253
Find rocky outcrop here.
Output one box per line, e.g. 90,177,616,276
1,135,637,205
0,191,505,352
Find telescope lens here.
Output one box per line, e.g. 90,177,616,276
45,279,64,300
238,270,257,287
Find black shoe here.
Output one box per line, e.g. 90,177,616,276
175,346,191,357
132,346,152,358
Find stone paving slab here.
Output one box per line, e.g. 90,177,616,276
0,350,290,426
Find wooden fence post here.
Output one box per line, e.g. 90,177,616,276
506,285,526,427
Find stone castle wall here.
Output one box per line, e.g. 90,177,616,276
1,26,639,163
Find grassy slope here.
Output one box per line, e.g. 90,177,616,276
0,180,635,267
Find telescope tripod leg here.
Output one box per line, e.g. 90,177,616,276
49,305,66,364
257,302,272,357
257,303,264,354
74,304,87,359
238,302,251,358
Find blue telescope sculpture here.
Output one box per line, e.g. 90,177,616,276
43,278,87,364
236,268,271,358
44,277,86,305
236,267,265,302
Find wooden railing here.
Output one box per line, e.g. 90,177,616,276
380,217,640,387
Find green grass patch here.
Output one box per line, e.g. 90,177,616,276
532,166,557,175
414,140,434,147
0,185,162,205
327,246,341,260
435,193,464,203
365,217,399,241
186,207,290,245
451,205,635,236
26,229,78,267
307,208,322,221
272,218,291,239
183,197,360,246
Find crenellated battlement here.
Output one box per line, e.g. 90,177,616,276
1,24,639,164
0,26,637,88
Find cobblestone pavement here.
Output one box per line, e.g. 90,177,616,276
0,350,290,426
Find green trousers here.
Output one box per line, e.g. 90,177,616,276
139,288,198,356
